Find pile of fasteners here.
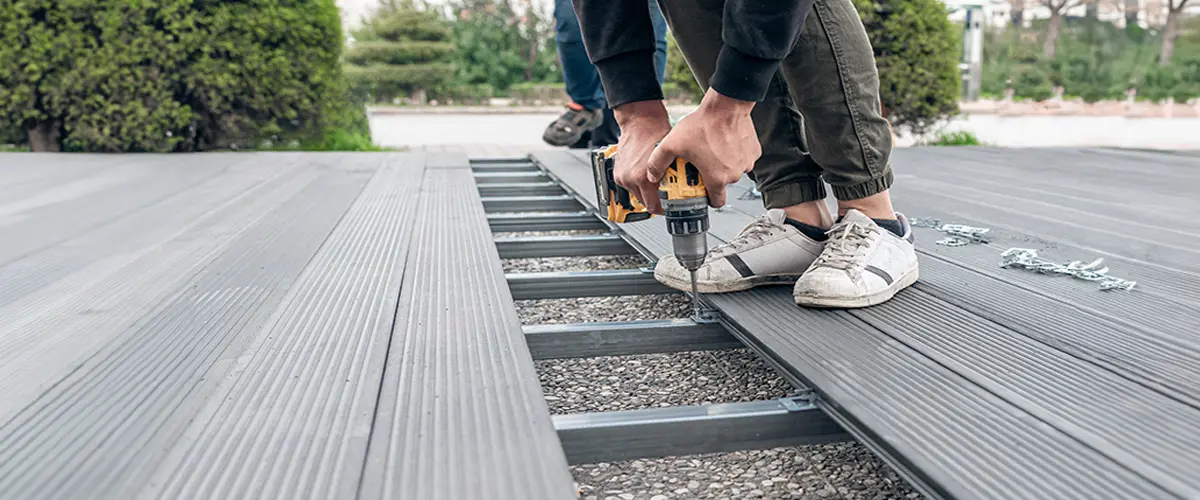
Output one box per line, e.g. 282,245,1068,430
910,217,991,247
1000,248,1137,291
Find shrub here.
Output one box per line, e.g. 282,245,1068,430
855,0,962,135
0,0,352,152
345,6,456,103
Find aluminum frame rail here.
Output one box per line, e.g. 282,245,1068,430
473,157,852,466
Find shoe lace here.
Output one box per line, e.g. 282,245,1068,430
708,215,779,258
814,220,879,270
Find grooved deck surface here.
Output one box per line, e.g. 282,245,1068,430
0,152,573,500
534,147,1200,500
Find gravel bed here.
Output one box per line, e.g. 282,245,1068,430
511,253,917,500
538,348,790,413
502,254,649,274
515,294,691,324
573,443,921,500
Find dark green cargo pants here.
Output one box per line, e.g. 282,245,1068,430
658,0,894,207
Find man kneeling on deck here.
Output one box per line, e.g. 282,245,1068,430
571,0,918,308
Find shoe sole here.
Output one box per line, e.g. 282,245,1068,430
542,117,603,147
793,264,920,309
655,269,802,294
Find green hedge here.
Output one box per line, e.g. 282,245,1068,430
855,0,961,135
346,41,456,65
0,0,363,152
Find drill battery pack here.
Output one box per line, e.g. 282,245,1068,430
590,145,653,223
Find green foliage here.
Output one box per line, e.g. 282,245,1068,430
854,0,961,135
664,34,701,103
0,0,355,152
346,5,456,103
346,41,456,65
920,130,984,146
981,18,1200,103
448,0,558,94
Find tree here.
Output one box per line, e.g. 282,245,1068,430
0,0,349,152
1160,0,1191,66
854,0,962,135
344,2,456,103
448,0,556,93
1042,0,1092,59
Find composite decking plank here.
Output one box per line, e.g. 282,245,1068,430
0,161,323,425
0,157,295,315
890,175,1200,274
534,147,1191,500
0,154,226,266
896,204,1200,318
915,253,1200,407
139,154,419,500
361,153,575,500
0,158,371,500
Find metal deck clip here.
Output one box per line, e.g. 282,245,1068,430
779,390,818,412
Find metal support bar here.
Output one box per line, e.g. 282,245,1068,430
507,269,673,300
495,234,635,259
488,212,609,232
469,157,530,164
477,182,565,198
474,172,549,184
482,195,582,213
471,164,540,174
554,395,851,464
524,319,742,360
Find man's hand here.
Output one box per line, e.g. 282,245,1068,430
612,100,673,214
647,88,759,208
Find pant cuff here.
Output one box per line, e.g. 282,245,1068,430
831,169,893,201
761,179,827,209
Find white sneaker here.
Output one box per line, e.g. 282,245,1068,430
792,209,919,308
654,209,825,293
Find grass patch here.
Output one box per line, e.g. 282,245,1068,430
0,145,29,152
919,130,985,146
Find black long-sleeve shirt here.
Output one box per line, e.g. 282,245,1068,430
570,0,816,108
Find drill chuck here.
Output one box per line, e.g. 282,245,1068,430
662,196,709,271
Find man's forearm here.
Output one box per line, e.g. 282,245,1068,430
710,0,817,103
571,0,663,108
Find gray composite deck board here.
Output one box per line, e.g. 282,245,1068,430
141,154,418,500
359,153,575,500
533,147,1200,500
0,152,573,500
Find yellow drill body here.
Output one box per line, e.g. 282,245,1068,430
590,147,710,315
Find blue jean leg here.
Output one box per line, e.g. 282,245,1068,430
554,0,667,109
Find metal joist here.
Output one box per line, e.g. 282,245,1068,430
469,157,531,164
495,234,634,259
524,319,742,360
488,212,609,232
554,394,851,465
507,269,674,300
482,195,582,214
474,172,549,184
477,182,565,198
471,164,540,174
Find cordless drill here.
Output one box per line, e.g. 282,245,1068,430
590,145,710,317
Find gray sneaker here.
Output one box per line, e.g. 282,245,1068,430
653,209,825,293
542,103,604,147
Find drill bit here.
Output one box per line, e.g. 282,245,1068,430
689,269,701,319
